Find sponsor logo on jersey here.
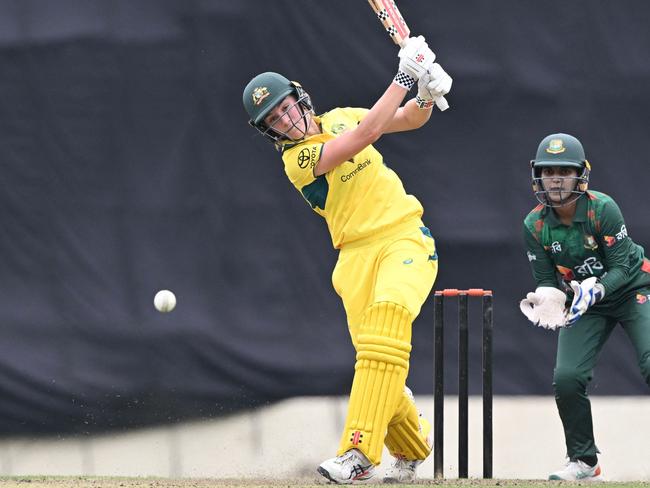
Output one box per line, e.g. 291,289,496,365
403,258,413,265
574,256,604,276
331,123,348,134
547,241,562,254
341,159,372,182
297,148,311,168
297,145,319,169
546,138,566,154
527,251,537,262
603,225,627,247
251,86,270,106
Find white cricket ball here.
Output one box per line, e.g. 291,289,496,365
154,289,176,313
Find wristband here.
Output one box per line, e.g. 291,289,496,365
393,70,415,90
415,95,434,109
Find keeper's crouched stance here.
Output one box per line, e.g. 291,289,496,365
520,133,650,481
243,34,451,484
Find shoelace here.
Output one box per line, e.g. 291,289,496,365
390,457,417,471
337,451,370,470
337,451,357,465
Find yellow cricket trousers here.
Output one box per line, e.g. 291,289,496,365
331,219,438,464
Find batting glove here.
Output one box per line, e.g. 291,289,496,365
416,63,452,109
395,35,435,90
566,277,605,325
519,286,567,330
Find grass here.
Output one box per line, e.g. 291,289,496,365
0,478,648,488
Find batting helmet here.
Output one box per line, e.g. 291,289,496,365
242,71,313,143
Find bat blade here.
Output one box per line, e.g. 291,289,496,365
367,0,449,111
367,0,410,47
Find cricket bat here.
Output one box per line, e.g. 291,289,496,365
367,0,449,111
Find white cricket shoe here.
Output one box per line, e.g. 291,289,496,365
383,456,423,484
548,459,603,481
317,449,375,484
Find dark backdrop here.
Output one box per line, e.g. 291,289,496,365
1,0,649,435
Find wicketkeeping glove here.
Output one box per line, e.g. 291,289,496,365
566,277,605,325
416,63,452,110
519,286,567,330
394,35,435,90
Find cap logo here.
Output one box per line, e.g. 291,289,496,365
252,86,270,106
546,138,566,154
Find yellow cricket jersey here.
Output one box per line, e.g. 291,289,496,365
281,107,423,249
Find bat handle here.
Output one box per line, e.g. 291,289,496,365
435,96,449,111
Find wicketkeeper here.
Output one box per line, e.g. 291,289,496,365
243,35,452,484
521,133,650,481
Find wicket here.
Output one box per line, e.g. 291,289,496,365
433,288,493,479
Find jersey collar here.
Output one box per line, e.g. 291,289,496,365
544,194,588,227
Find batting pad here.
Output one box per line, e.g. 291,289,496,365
337,302,412,465
385,391,432,461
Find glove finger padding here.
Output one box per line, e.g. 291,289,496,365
519,298,538,323
417,72,433,100
398,35,436,82
525,291,541,305
425,63,453,97
398,35,427,59
520,287,567,330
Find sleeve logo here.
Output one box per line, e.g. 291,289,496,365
297,148,311,168
297,145,320,169
603,225,627,247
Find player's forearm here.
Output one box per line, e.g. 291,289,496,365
356,82,410,142
314,83,407,176
402,98,432,128
598,266,630,296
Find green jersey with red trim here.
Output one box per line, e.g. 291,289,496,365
523,190,650,303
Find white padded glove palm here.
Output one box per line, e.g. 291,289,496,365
416,63,452,111
519,287,567,330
